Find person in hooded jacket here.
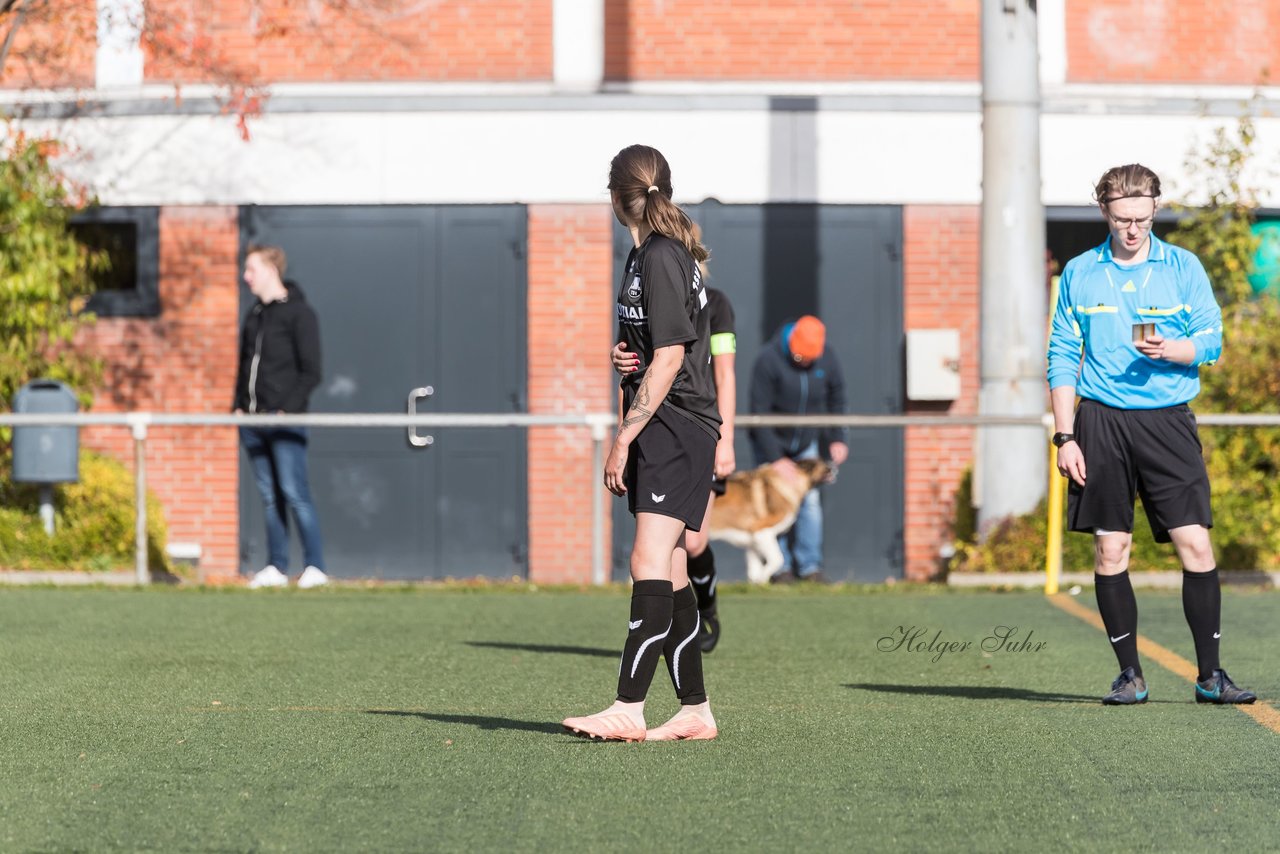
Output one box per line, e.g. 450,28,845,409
233,244,328,589
748,315,848,583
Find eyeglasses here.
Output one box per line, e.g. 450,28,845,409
1104,197,1156,230
1106,213,1154,229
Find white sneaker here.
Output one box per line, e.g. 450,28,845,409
248,565,288,589
297,566,329,589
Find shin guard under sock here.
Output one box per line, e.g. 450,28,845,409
1095,571,1141,678
1182,568,1221,682
663,585,707,705
615,580,674,703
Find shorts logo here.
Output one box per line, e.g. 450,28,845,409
651,493,666,503
627,276,642,301
629,619,643,630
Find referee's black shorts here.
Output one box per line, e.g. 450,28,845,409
625,406,717,531
1067,398,1212,543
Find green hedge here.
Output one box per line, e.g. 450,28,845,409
954,483,1186,574
0,450,173,575
953,422,1280,574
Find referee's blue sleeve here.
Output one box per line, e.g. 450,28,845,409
1046,269,1083,389
1182,255,1223,367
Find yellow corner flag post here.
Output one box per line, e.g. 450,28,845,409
1044,273,1063,595
1045,448,1064,595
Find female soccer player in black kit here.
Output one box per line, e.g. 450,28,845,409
562,145,721,742
614,271,736,652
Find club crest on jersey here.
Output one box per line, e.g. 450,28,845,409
627,276,642,301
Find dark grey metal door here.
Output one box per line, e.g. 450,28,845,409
611,203,904,582
238,205,528,580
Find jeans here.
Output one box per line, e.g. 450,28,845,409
774,441,824,577
240,426,325,572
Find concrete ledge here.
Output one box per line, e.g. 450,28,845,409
947,571,1280,589
0,571,141,586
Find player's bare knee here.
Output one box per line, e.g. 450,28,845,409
1094,534,1131,574
1171,526,1215,571
685,529,709,558
629,551,667,580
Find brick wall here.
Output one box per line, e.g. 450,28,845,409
1066,0,1279,85
9,0,1276,94
605,0,979,81
0,2,96,89
78,206,241,582
142,0,552,85
902,206,980,581
526,205,615,584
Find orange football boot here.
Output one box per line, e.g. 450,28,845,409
645,706,718,741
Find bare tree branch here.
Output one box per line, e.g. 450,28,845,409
0,0,30,78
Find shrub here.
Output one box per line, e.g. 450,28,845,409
0,450,173,575
956,490,1186,574
0,124,103,447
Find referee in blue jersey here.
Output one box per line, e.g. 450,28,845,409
1047,163,1256,706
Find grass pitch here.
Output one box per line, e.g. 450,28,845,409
1,583,1278,852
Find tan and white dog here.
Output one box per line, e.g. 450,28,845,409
706,458,832,584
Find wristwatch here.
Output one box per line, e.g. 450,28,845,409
1051,432,1076,448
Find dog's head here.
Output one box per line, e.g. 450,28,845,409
795,458,833,486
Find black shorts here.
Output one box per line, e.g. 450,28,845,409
1067,399,1212,543
625,406,717,531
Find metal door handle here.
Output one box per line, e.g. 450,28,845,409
408,386,434,447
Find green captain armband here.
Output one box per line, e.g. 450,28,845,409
709,332,737,356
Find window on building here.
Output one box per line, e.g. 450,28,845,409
70,207,160,317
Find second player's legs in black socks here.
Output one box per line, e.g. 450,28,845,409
1095,570,1142,677
1182,567,1221,682
663,584,707,705
616,580,674,703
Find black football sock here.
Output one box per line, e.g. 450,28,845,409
1095,571,1142,679
615,580,674,703
663,585,707,705
1182,568,1221,682
687,547,718,614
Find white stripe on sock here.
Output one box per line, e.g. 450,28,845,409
671,614,701,690
629,622,672,679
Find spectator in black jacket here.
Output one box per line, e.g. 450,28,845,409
233,245,327,589
749,315,848,583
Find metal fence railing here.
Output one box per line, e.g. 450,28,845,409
4,411,1279,586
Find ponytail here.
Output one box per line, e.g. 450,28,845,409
644,188,709,263
609,144,709,262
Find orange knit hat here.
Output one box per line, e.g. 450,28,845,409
788,315,826,362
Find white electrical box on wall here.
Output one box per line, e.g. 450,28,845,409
906,329,961,401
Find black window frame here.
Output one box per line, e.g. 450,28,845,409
71,206,161,318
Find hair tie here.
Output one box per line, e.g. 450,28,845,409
647,185,659,194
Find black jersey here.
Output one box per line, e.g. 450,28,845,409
617,234,721,440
